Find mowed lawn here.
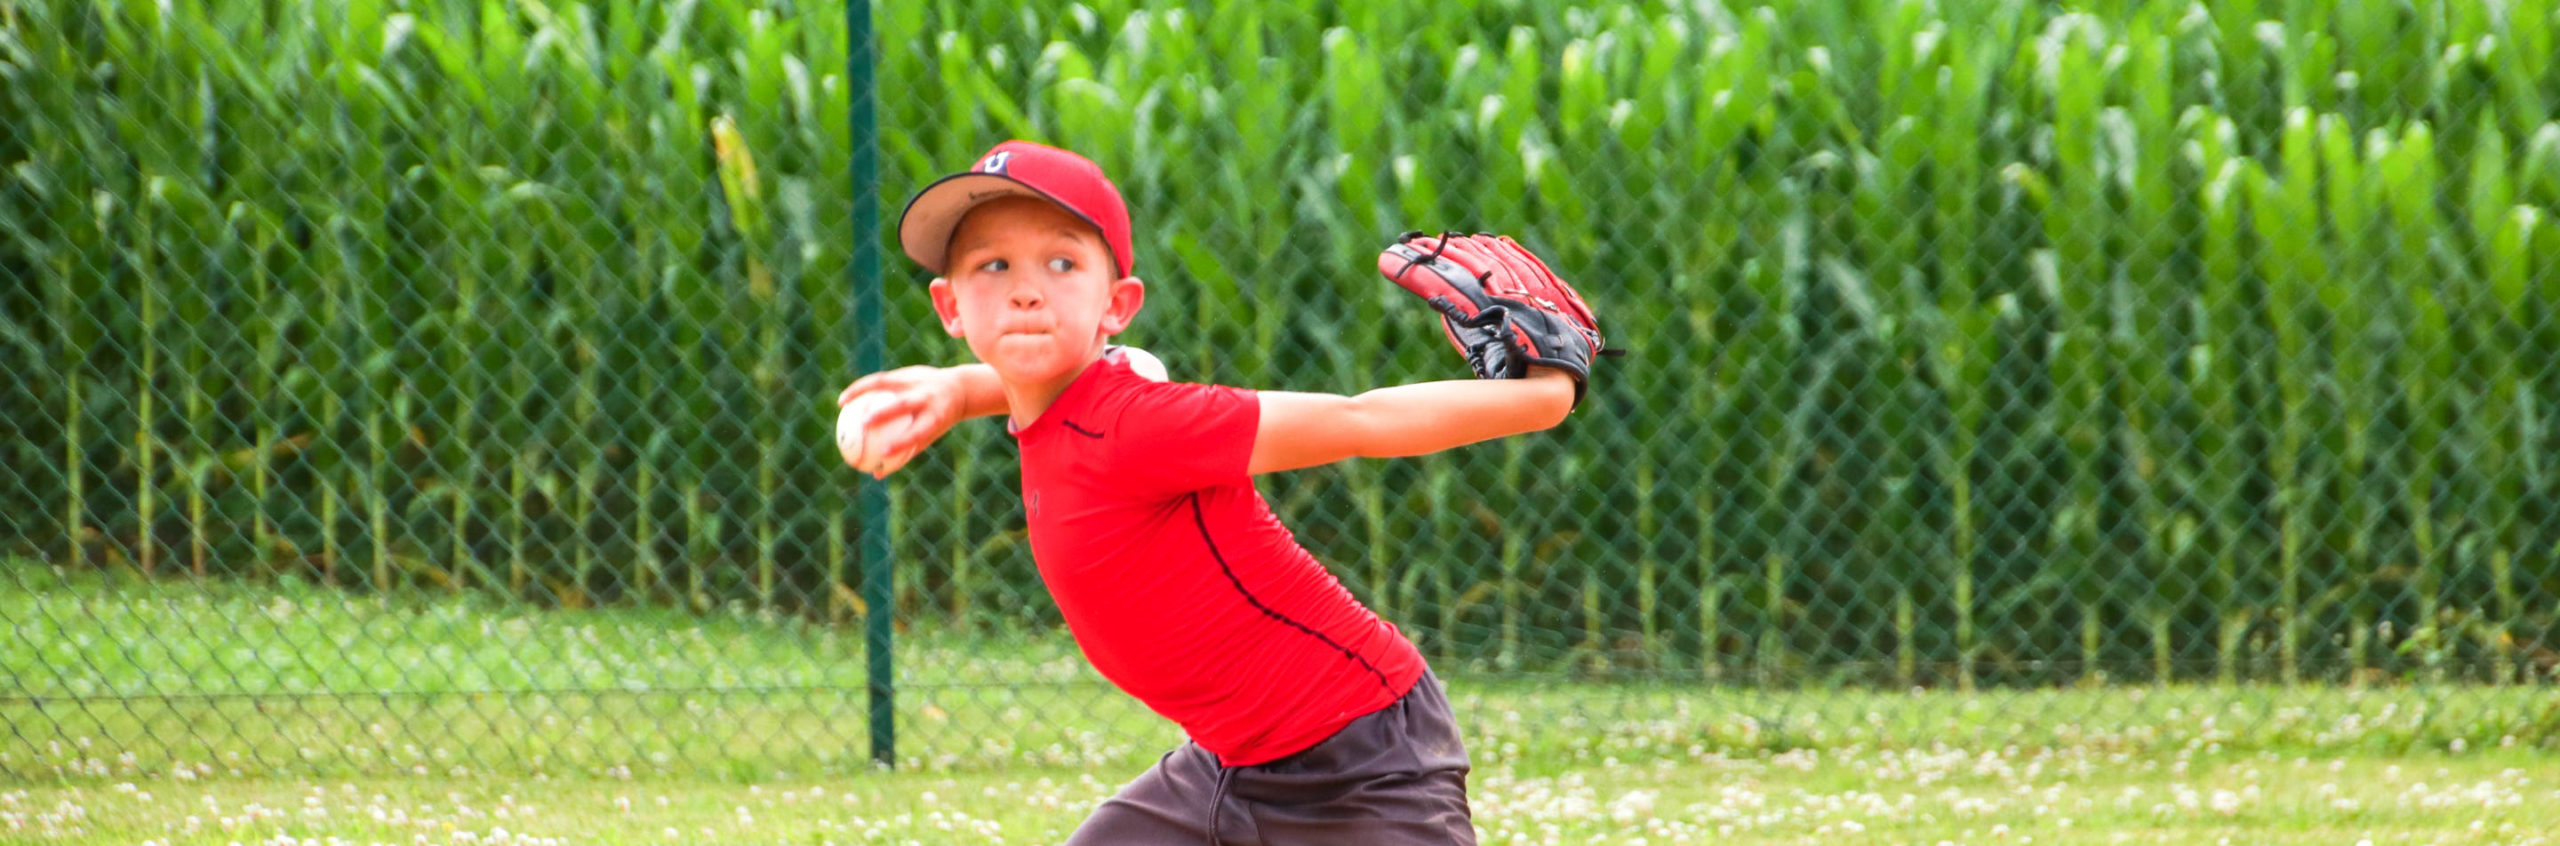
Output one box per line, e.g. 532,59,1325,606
7,563,2560,845
9,747,2558,845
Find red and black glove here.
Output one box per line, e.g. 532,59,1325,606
1378,231,1612,406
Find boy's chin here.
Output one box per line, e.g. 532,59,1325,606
976,341,1092,384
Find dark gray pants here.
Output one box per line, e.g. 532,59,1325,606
1064,672,1475,845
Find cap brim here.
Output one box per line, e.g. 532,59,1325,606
896,173,1114,277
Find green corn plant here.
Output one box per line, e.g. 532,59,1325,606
1957,292,2030,691
2184,112,2234,683
172,187,217,581
1917,300,1993,688
1929,36,2003,688
2317,113,2376,678
572,348,601,604
732,11,798,614
1358,466,1394,624
796,23,852,619
0,4,39,550
330,0,403,594
685,482,719,613
945,447,978,626
127,1,235,576
2458,115,2521,676
17,0,2560,687
1690,138,1771,681
447,204,485,595
2121,17,2185,679
1629,459,1659,668
132,189,162,576
637,430,671,604
1755,193,1821,683
365,399,390,594
2376,122,2450,675
1844,105,1937,682
1320,27,1386,240
2240,156,2297,685
14,53,104,565
2491,2,2554,138
239,210,283,572
2042,16,2118,683
2275,108,2325,682
1425,458,1459,667
317,258,346,588
1494,439,1525,672
491,182,539,599
1605,15,1689,672
713,112,769,611
56,216,88,572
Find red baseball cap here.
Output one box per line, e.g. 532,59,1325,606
897,140,1136,278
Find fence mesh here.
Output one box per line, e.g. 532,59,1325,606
6,0,2560,780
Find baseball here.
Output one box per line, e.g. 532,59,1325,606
835,391,914,473
1120,346,1168,381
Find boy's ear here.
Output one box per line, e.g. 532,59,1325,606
927,277,964,337
1099,276,1146,334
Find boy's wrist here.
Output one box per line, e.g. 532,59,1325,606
948,364,1005,419
1523,366,1579,422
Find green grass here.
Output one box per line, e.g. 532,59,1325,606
8,747,2558,844
7,562,2560,844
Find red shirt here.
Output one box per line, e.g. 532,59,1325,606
1010,351,1427,766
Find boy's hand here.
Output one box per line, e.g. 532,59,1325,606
1377,232,1612,407
834,366,976,477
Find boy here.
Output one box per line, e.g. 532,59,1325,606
836,140,1605,845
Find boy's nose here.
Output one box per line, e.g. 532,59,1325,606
1009,287,1043,309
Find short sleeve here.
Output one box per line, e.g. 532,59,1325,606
1103,380,1261,499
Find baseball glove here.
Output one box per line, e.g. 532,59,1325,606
1377,231,1612,405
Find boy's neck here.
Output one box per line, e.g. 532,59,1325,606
1002,352,1105,430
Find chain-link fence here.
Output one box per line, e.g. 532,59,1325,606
6,0,2560,781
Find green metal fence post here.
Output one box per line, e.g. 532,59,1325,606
846,0,894,770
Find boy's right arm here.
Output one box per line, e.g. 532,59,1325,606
834,364,1007,475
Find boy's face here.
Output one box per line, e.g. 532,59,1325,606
928,196,1144,386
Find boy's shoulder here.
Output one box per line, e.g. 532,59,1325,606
1030,364,1261,497
1078,370,1256,435
1067,348,1242,413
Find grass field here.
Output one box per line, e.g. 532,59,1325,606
8,562,2560,845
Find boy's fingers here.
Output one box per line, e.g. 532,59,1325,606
836,375,885,407
864,445,921,479
872,418,920,457
876,446,921,478
867,389,922,416
837,365,939,407
867,395,943,455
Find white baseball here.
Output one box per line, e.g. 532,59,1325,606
835,391,913,473
1119,346,1168,381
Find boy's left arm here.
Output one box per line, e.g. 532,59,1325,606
1247,367,1576,475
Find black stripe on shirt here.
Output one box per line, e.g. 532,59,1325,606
1185,492,1396,696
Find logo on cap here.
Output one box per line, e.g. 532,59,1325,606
977,152,1013,174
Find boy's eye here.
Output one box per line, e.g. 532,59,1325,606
977,258,1008,273
1046,258,1075,273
